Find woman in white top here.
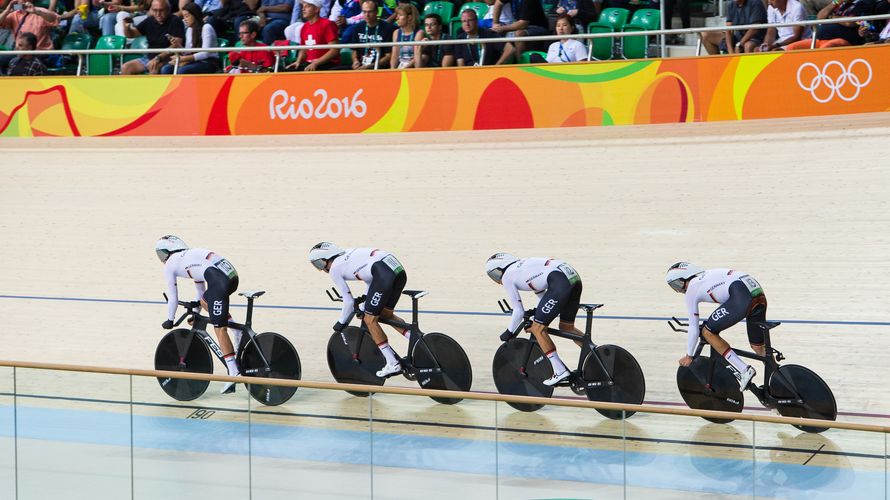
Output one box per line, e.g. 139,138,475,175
546,14,588,63
160,2,219,74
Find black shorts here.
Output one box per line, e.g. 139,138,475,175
703,280,768,345
364,260,407,316
203,266,239,327
533,270,583,326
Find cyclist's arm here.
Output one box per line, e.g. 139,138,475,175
504,283,525,331
194,281,206,301
331,271,354,324
684,292,700,356
164,268,179,321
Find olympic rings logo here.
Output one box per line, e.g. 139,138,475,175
797,59,872,104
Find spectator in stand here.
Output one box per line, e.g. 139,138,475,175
247,0,293,44
205,0,254,37
330,0,362,42
158,2,219,73
0,0,59,74
785,0,870,49
348,0,394,69
286,0,339,70
860,18,890,43
550,0,598,33
453,7,504,66
415,12,453,67
283,0,333,43
225,18,274,71
121,0,185,74
490,0,549,63
390,2,419,68
68,0,100,35
757,0,809,50
480,0,512,29
664,0,690,42
111,0,151,37
7,31,45,75
701,0,766,54
545,14,587,62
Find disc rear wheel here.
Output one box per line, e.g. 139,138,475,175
154,329,212,401
327,326,385,397
581,345,646,420
238,332,301,406
769,364,837,433
676,355,743,424
491,338,553,412
411,332,473,405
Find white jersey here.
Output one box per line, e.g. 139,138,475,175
329,248,397,324
500,257,577,331
682,269,762,356
162,248,228,321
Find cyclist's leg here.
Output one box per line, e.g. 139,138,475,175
364,262,401,373
746,297,768,357
702,281,755,385
204,268,239,373
533,272,573,380
378,266,409,339
557,279,584,346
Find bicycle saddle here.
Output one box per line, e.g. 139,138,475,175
239,290,266,299
578,303,604,312
402,290,428,298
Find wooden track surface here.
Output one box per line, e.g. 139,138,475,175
1,112,889,498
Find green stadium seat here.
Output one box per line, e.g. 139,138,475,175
123,36,148,64
621,9,659,60
628,8,660,30
518,50,547,64
88,34,125,75
423,1,455,24
46,32,91,75
340,47,353,66
586,22,614,60
598,7,630,31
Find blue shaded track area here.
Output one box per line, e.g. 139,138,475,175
0,403,884,499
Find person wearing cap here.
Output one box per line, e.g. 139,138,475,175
287,0,340,70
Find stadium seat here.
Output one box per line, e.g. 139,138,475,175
518,50,547,64
340,47,353,66
598,7,630,31
88,34,125,75
423,1,454,24
123,36,148,64
46,32,91,75
621,9,659,59
585,22,614,60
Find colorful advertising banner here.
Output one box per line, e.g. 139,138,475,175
0,44,887,137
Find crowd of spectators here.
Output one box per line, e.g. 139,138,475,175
0,0,888,76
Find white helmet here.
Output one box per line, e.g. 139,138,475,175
309,242,345,271
485,253,519,283
156,235,188,263
666,262,704,293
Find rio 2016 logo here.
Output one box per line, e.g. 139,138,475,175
269,89,367,120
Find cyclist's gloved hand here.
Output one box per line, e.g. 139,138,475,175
500,329,516,342
162,319,174,330
332,321,346,332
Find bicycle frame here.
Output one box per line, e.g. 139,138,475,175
670,317,806,409
498,301,615,386
326,288,444,376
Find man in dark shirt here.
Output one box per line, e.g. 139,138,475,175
491,0,549,62
349,0,394,69
453,8,505,66
121,0,186,74
702,0,767,54
7,32,46,76
786,0,869,48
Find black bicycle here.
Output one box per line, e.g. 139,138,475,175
325,288,473,404
669,317,837,433
492,301,646,418
154,290,301,406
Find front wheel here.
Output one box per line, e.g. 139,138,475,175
676,355,744,424
411,332,473,405
769,364,837,433
238,332,301,406
154,329,212,401
581,345,646,420
327,326,386,397
491,338,553,412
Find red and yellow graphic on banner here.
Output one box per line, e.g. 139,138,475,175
0,45,887,137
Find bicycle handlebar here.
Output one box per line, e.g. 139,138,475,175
163,293,202,327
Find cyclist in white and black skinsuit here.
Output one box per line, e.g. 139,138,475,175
310,243,409,378
666,262,767,390
485,254,584,386
156,235,242,394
